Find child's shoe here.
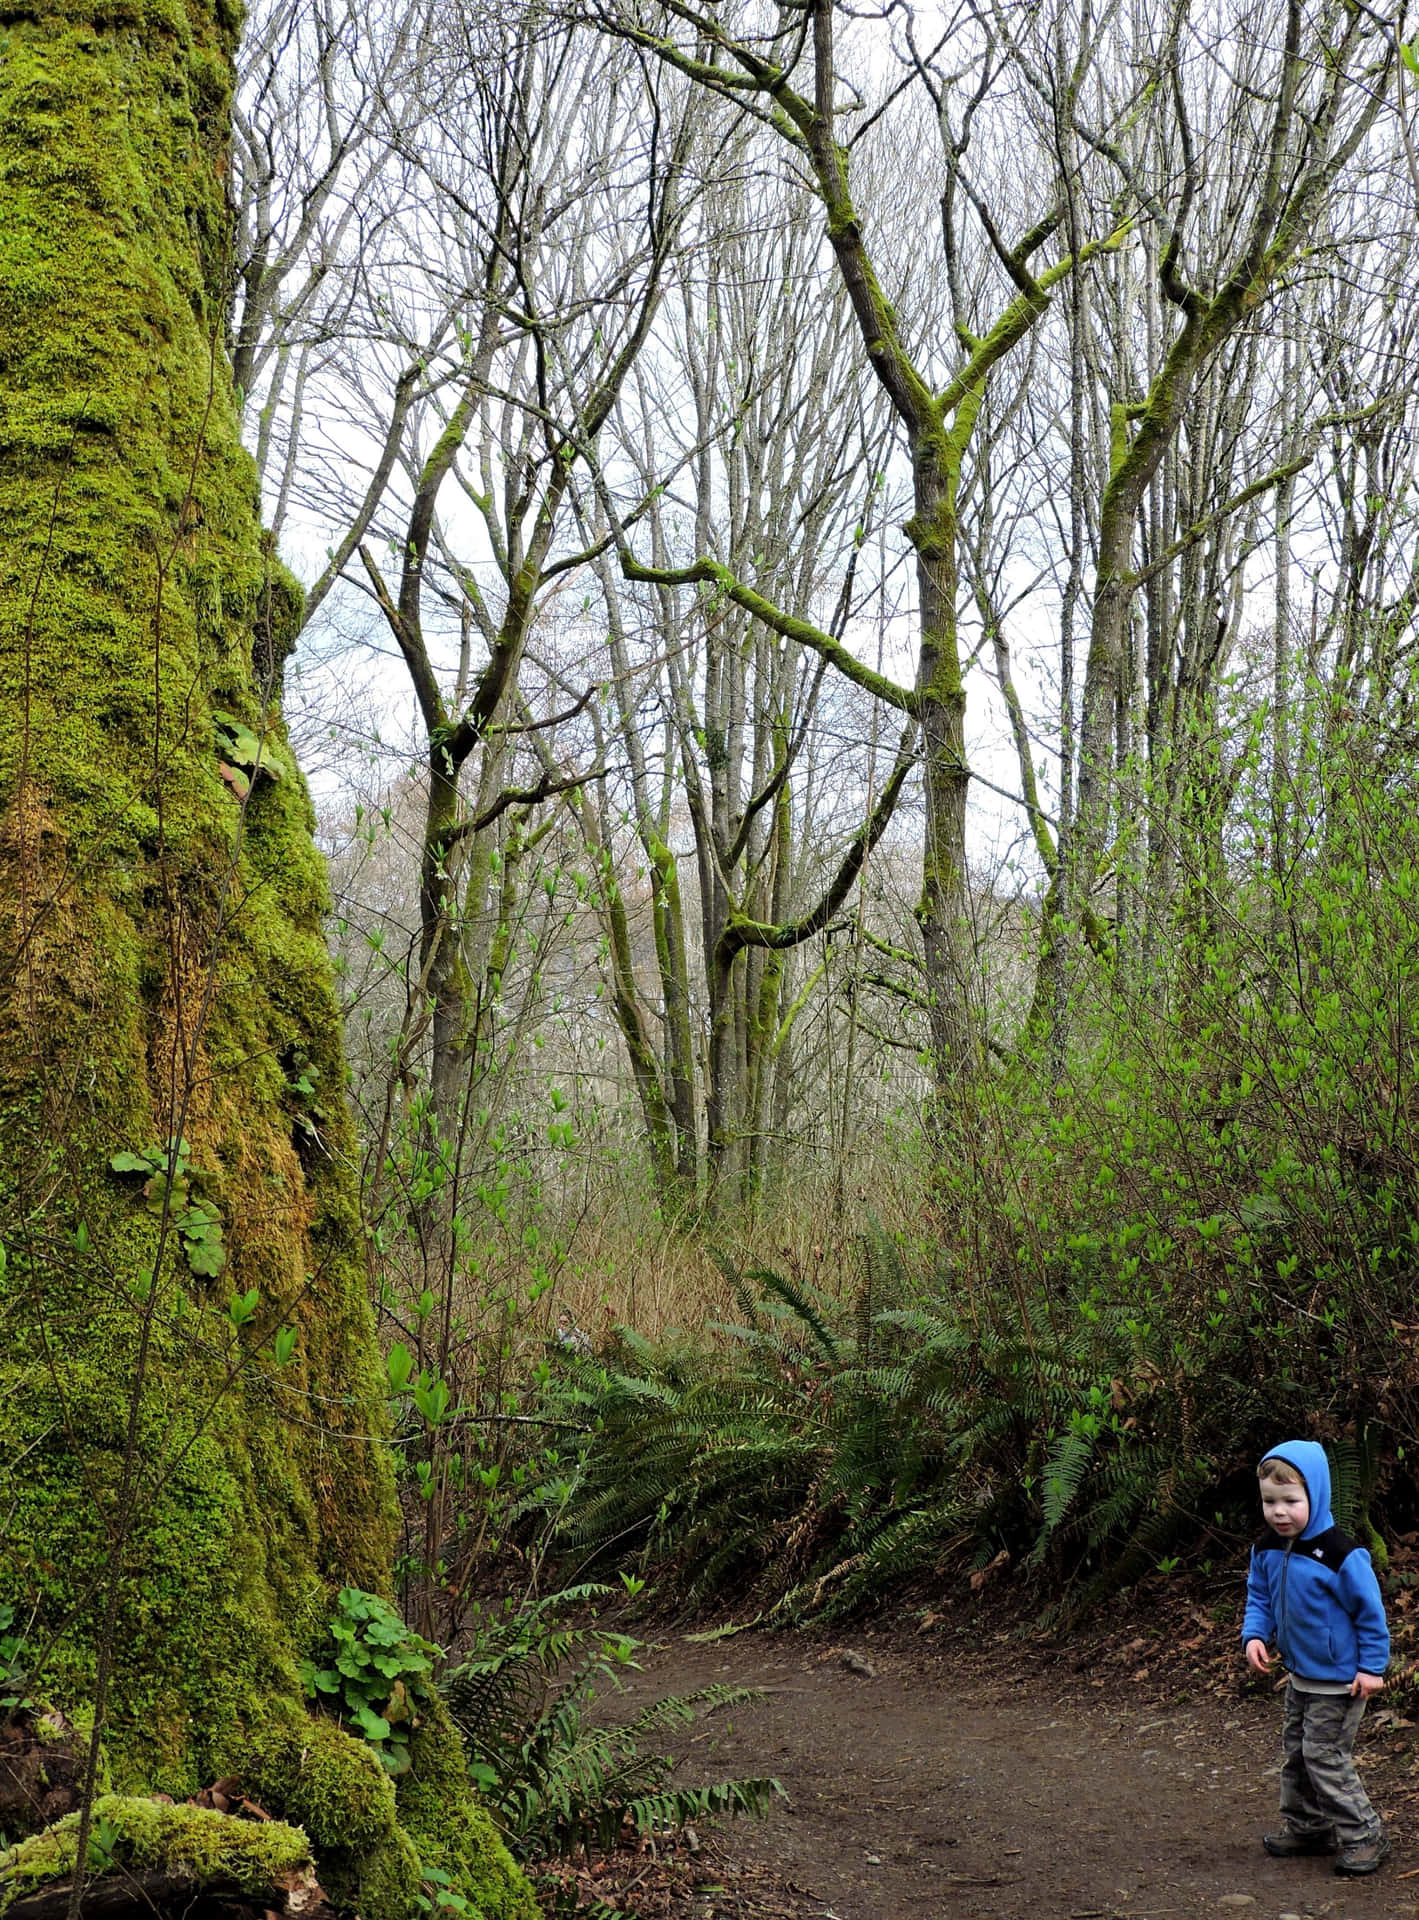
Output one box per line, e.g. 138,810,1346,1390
1334,1833,1390,1876
1262,1828,1337,1857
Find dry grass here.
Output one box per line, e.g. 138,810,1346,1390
541,1136,935,1346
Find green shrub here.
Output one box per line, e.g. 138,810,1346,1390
301,1587,439,1776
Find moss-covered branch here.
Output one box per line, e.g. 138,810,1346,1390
621,554,915,714
719,728,918,959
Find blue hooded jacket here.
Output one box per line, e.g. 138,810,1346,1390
1242,1439,1389,1682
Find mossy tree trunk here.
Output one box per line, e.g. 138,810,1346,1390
0,0,532,1914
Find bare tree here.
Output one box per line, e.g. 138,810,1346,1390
588,0,1128,1124
1048,1,1399,904
577,161,900,1200
231,0,426,499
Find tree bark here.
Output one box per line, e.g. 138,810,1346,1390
908,463,974,1085
0,2,532,1914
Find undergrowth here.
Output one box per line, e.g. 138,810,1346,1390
524,1141,1417,1621
441,1585,780,1861
523,1229,1239,1617
510,750,1419,1619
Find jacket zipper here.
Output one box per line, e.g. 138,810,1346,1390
1279,1537,1295,1669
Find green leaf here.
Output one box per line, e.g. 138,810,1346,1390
386,1343,414,1394
412,1378,450,1426
110,1151,157,1175
143,1170,191,1215
352,1702,391,1741
214,711,292,785
189,1239,227,1279
213,711,265,768
274,1327,298,1366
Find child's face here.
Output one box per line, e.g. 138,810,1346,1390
1260,1476,1309,1537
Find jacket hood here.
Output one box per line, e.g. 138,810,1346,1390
1260,1439,1333,1538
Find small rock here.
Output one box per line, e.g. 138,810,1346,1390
1279,1912,1302,1920
864,1853,882,1865
683,1826,700,1855
1217,1898,1255,1910
841,1650,877,1678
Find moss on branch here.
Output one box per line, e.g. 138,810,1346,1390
0,1798,314,1917
620,554,915,714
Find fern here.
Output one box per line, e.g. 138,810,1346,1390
854,1213,909,1365
524,1238,1317,1621
1040,1427,1097,1534
443,1587,780,1863
745,1265,845,1366
625,1776,781,1834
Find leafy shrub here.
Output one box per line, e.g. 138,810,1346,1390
301,1587,438,1774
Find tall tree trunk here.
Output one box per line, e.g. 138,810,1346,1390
0,3,532,1914
647,836,698,1185
910,464,974,1090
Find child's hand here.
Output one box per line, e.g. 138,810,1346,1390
1245,1638,1272,1675
1351,1671,1384,1700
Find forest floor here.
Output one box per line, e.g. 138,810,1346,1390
531,1575,1419,1920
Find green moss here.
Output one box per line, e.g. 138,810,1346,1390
241,1711,421,1920
0,2,535,1918
396,1704,538,1920
244,1712,400,1857
242,1702,534,1920
0,1796,313,1916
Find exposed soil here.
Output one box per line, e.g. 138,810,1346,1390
535,1588,1419,1920
0,1709,84,1835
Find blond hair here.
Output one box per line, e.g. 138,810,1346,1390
1258,1457,1305,1487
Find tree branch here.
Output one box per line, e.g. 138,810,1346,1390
620,552,916,714
719,724,918,958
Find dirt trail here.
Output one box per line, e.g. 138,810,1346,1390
609,1630,1418,1920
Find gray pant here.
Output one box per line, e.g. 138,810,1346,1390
1279,1686,1381,1845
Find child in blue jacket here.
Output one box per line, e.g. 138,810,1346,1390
1242,1439,1390,1876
